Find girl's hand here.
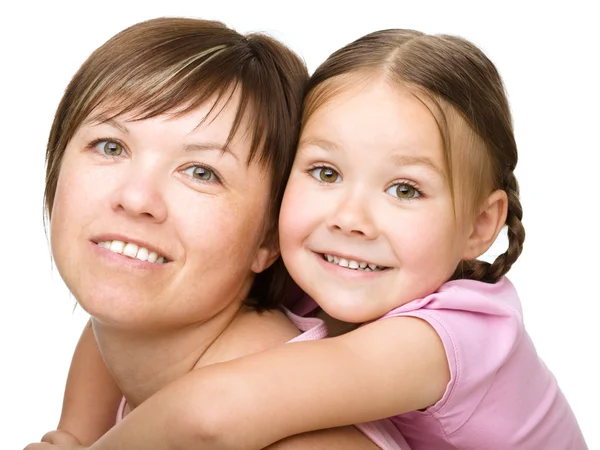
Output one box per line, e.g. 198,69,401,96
24,444,86,450
40,430,82,445
24,430,85,450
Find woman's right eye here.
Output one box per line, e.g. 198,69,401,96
94,140,124,157
309,166,341,183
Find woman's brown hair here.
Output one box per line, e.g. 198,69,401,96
45,17,308,308
303,29,525,283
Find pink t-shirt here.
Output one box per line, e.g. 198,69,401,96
281,308,410,450
117,308,410,449
374,277,586,449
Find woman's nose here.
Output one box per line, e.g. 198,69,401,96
111,167,167,223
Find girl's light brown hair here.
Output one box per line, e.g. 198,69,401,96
45,17,309,308
304,29,525,283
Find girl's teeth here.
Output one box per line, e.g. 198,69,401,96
323,254,384,272
98,241,165,264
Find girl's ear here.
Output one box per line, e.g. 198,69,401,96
251,228,280,274
463,189,508,260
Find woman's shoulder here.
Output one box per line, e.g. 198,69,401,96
236,307,304,348
197,307,302,368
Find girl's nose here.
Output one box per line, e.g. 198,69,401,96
326,190,378,239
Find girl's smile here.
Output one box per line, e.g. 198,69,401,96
280,78,472,323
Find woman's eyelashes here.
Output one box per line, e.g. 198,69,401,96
87,137,223,185
180,164,222,184
90,138,128,159
307,164,423,201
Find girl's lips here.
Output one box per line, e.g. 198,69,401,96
313,251,391,279
320,252,388,271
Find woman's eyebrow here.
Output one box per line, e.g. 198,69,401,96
184,142,239,161
83,116,130,134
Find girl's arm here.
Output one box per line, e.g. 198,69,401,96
44,320,122,445
268,426,380,449
25,427,380,450
83,316,447,449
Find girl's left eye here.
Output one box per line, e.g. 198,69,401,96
182,165,217,182
309,166,341,183
386,182,421,200
94,140,124,156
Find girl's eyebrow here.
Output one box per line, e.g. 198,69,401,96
300,137,442,171
390,154,443,175
298,137,340,152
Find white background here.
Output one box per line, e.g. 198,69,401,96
1,0,598,447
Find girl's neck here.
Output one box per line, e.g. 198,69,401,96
92,299,246,409
315,308,360,337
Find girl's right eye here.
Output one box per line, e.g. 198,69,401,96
93,140,125,157
309,166,341,184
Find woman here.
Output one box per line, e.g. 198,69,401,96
27,17,387,449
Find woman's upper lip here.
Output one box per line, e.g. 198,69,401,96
91,233,172,261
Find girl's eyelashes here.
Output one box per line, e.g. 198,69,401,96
306,164,423,201
307,165,342,184
181,164,222,184
89,138,127,159
386,181,422,201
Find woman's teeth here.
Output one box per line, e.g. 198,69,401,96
98,240,166,264
323,254,385,271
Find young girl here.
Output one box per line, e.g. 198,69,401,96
34,29,585,449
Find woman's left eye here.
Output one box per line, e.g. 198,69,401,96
182,165,217,182
386,182,421,200
94,140,124,156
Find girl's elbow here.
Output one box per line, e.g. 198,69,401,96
167,375,249,449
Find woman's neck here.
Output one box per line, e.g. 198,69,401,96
92,299,245,410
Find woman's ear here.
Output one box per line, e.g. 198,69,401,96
251,227,280,274
463,189,508,260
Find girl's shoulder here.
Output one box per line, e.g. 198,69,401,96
382,277,523,320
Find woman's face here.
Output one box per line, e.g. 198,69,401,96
50,93,277,330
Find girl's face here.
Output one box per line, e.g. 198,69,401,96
279,79,475,323
50,93,276,330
